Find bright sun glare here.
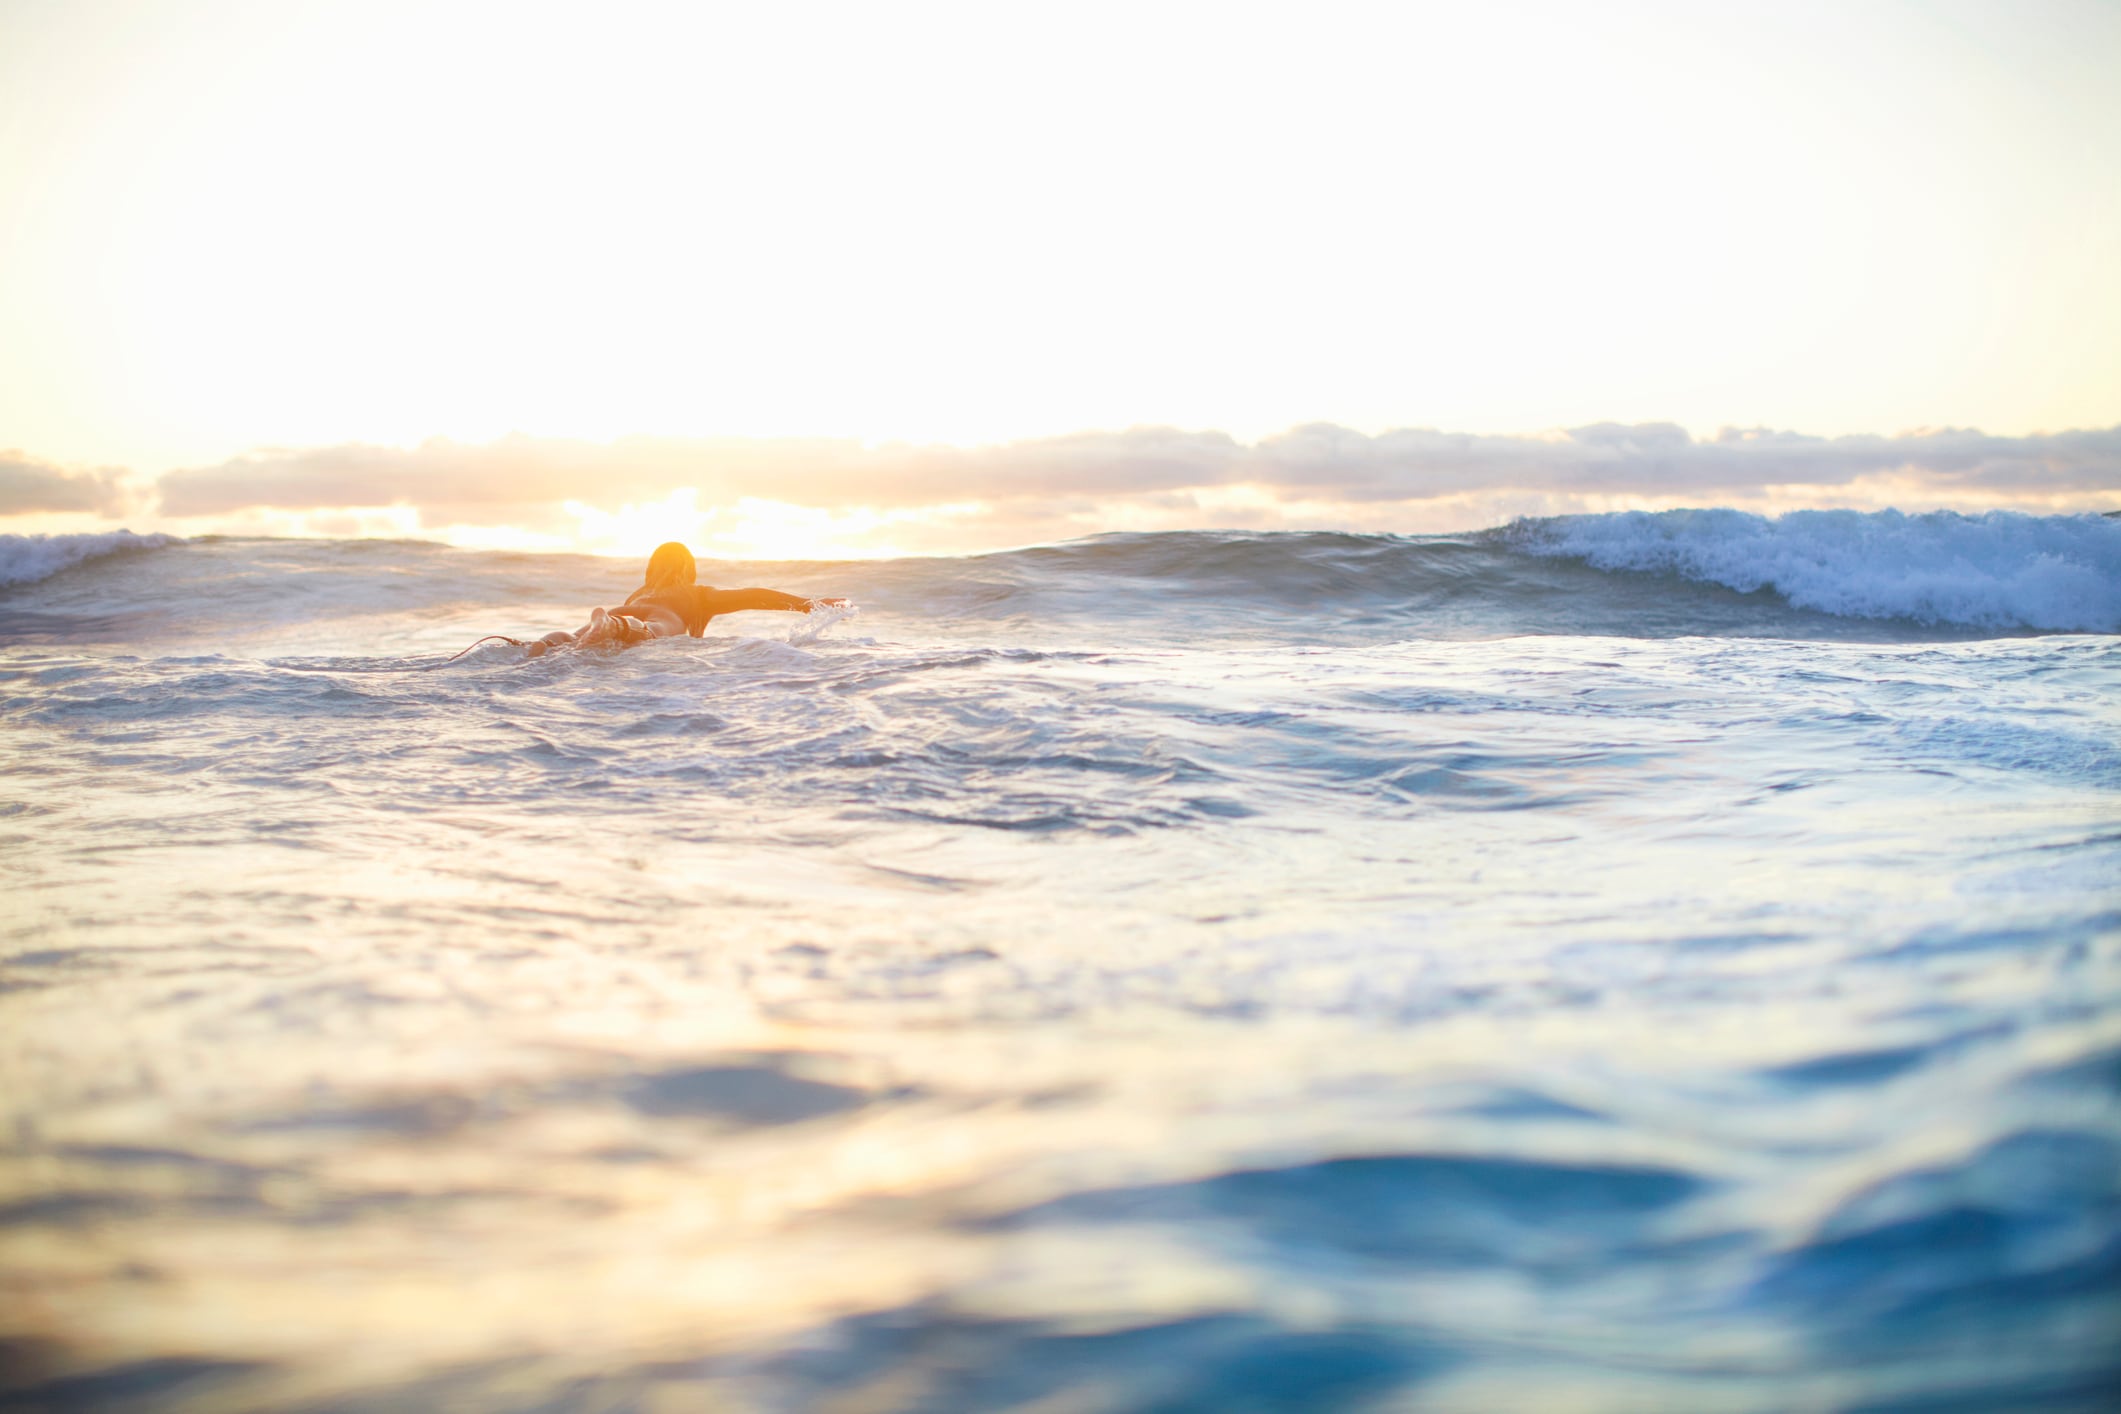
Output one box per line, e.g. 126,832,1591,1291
552,490,937,563
1,1,2117,552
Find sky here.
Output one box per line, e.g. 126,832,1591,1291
2,0,2118,557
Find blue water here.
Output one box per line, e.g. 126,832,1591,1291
1,513,2117,1411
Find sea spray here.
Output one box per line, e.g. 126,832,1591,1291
0,529,179,588
1507,507,2121,632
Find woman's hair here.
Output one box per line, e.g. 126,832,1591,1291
640,542,697,593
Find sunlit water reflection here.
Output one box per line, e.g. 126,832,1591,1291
2,531,2118,1411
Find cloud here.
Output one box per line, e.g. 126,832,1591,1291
149,428,1262,519
1249,423,2121,500
0,450,132,515
153,435,693,518
152,423,2121,523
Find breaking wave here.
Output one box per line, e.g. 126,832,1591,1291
0,530,180,588
1505,507,2120,632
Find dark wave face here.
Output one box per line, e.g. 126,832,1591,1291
862,509,2118,640
847,529,2052,644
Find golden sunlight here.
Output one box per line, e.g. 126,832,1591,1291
4,1,2118,477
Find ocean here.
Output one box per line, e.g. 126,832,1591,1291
2,508,2117,1412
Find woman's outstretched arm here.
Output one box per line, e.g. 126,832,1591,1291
697,588,845,616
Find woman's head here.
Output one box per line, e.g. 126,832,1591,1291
642,542,697,592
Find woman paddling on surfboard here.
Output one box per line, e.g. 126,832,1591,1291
616,541,847,637
458,542,848,660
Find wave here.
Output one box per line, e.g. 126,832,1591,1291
0,530,180,589
903,510,2117,639
2,511,2114,645
1505,508,2120,632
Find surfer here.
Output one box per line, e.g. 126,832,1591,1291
498,543,844,659
618,541,847,633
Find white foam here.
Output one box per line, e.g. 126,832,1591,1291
1511,509,2121,632
785,601,858,645
0,530,181,589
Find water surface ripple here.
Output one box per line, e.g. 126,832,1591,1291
1,528,2117,1411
